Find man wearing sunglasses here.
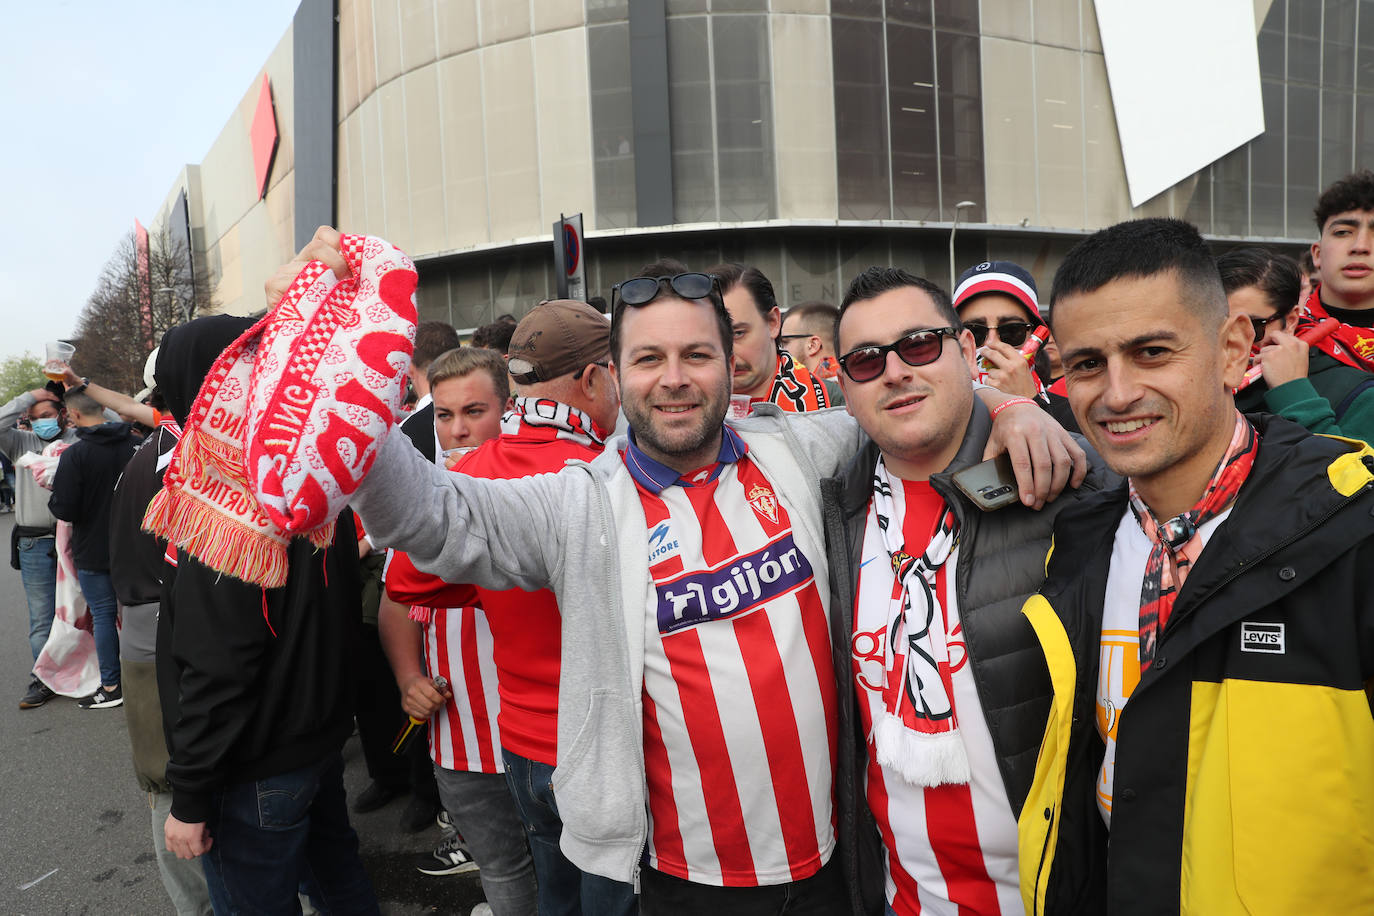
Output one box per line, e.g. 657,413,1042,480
268,228,1084,914
952,261,1051,403
709,262,833,412
820,266,1111,916
1219,246,1374,442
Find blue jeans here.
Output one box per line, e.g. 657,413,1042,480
501,748,638,916
18,536,57,662
75,569,121,687
432,766,537,916
202,752,379,915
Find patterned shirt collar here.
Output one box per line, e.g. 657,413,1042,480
623,424,748,494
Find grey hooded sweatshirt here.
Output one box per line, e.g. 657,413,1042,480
352,403,863,886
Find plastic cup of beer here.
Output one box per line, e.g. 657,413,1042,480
44,341,75,382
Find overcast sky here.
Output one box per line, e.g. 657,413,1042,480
0,0,300,366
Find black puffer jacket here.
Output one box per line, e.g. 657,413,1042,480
820,400,1114,915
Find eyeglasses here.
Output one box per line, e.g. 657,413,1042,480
573,361,609,381
777,333,812,342
838,328,959,383
963,320,1038,348
1248,312,1289,341
611,273,719,311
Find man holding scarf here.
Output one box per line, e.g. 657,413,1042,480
820,267,1112,916
1020,218,1374,914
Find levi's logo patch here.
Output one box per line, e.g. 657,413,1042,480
1240,621,1285,654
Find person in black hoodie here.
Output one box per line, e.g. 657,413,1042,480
48,388,138,709
153,315,380,914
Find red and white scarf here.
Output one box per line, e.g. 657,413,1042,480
862,459,970,787
1128,412,1258,669
144,234,418,588
500,396,608,447
1296,284,1374,370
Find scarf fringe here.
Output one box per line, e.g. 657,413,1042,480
143,489,290,588
873,712,971,788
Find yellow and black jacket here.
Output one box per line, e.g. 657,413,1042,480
1018,416,1374,915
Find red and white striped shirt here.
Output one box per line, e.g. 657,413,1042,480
852,479,1021,916
627,431,837,888
384,551,503,774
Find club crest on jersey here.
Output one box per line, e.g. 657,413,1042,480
746,482,779,524
647,522,681,562
655,533,813,634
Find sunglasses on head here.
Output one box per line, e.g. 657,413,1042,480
962,320,1038,348
611,273,720,311
838,327,959,383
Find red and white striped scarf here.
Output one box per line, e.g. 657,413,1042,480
862,459,970,787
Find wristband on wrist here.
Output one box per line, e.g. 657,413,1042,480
990,396,1037,419
67,377,89,396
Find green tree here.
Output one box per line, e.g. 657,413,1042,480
0,352,46,404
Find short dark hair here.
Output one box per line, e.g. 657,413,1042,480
835,267,960,353
63,390,103,418
1299,248,1316,275
707,262,778,319
471,317,517,354
1314,170,1374,234
427,346,511,404
413,321,462,369
784,302,839,349
1216,247,1301,317
608,259,734,364
1048,218,1226,329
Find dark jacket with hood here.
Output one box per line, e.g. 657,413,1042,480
152,315,363,824
820,399,1115,915
1018,416,1374,915
48,420,138,570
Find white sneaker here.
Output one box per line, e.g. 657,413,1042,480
470,904,493,916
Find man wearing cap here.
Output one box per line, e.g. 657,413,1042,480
268,230,1084,914
389,300,634,915
953,260,1078,432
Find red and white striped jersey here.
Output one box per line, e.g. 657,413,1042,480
630,441,837,888
851,479,1021,916
384,551,503,774
421,605,503,774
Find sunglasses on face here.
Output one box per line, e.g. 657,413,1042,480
1248,312,1289,341
963,320,1038,348
611,273,720,311
838,327,959,383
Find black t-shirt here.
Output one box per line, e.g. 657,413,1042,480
1321,301,1374,328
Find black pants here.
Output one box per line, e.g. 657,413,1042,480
640,855,846,916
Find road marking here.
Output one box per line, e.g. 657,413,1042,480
18,868,58,890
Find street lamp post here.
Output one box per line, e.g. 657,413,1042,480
949,200,978,293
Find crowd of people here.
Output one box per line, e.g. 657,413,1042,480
5,169,1374,916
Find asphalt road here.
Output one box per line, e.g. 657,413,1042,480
0,513,484,915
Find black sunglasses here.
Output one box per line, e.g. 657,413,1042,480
838,328,959,383
611,273,719,310
1248,312,1290,341
963,320,1038,348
